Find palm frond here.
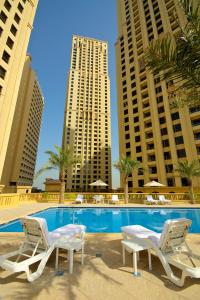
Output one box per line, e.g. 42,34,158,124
114,157,141,177
175,159,200,179
34,164,55,179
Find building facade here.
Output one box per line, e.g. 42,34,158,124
63,35,112,191
0,0,39,191
116,0,200,189
1,55,44,193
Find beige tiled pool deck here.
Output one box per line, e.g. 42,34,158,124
0,203,200,300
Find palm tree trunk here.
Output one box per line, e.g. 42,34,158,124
189,179,195,204
124,177,128,204
59,167,65,204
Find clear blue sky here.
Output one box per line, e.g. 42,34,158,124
29,0,120,190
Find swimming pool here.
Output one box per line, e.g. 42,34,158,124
1,207,200,233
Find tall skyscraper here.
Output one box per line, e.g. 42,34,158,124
1,55,44,193
116,0,200,189
0,0,39,192
63,35,112,191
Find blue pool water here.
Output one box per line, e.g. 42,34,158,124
1,208,200,233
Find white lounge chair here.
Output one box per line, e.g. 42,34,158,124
0,216,85,282
110,195,119,204
158,195,171,204
75,194,84,204
122,218,200,287
146,195,158,204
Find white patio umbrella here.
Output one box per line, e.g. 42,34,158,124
89,179,108,187
144,180,165,187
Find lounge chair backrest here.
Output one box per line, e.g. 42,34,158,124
147,195,154,201
158,218,192,252
159,195,165,201
77,194,83,200
112,195,119,201
21,217,50,250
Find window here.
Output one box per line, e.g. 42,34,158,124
157,95,163,103
0,65,6,79
124,117,129,123
160,127,168,136
2,50,10,63
0,26,3,37
134,125,140,132
164,151,171,160
167,178,174,186
155,86,162,93
171,112,180,120
126,151,131,157
135,136,140,142
14,13,21,24
4,0,11,11
148,154,156,161
191,118,200,127
159,117,166,124
162,139,169,147
0,10,7,23
177,149,186,158
18,3,24,13
136,146,141,153
134,116,139,123
194,132,200,140
138,180,144,187
149,166,157,174
166,164,173,173
6,37,14,49
181,177,189,186
126,142,130,149
175,136,184,145
125,133,130,139
173,123,182,132
158,106,164,114
189,106,200,114
147,143,154,150
125,125,129,131
128,181,133,188
10,24,17,36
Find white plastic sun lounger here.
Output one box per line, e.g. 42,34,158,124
146,195,158,204
75,194,84,204
122,218,200,287
110,195,119,204
0,217,85,282
158,195,171,204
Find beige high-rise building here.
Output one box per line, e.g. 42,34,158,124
1,55,44,193
0,0,39,191
116,0,200,189
63,35,112,191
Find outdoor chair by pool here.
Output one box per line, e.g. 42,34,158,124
0,217,85,282
158,195,171,204
93,195,104,204
122,218,200,287
146,195,158,204
110,195,119,204
75,194,84,204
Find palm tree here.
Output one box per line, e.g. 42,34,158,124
175,160,200,203
144,0,200,107
36,145,80,204
114,157,141,204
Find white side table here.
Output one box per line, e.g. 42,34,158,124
55,237,85,274
121,240,152,276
